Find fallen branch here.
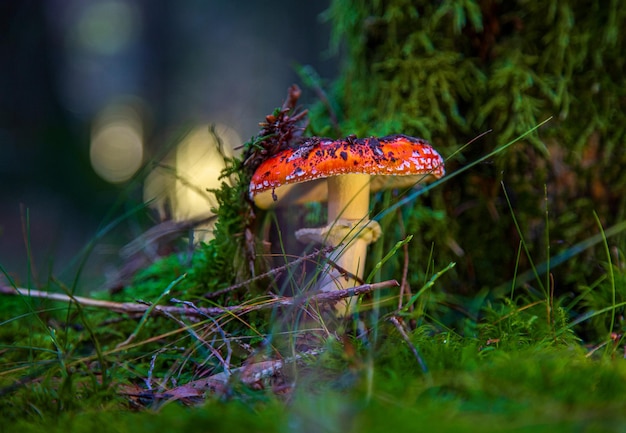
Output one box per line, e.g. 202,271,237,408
0,280,399,318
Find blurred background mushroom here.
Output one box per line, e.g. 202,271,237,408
143,123,241,242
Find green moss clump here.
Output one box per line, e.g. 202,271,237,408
314,0,626,300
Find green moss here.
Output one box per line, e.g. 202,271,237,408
313,0,626,301
3,259,626,430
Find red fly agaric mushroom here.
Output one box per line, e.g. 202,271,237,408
249,134,445,315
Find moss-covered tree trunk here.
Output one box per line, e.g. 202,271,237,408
312,1,626,300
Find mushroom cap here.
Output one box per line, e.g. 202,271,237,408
250,134,445,209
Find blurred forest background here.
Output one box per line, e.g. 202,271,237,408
0,0,336,288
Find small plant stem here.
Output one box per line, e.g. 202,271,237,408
593,211,617,351
397,211,411,311
389,316,428,374
501,181,545,293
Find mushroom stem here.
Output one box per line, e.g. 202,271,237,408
327,174,370,221
326,175,371,308
297,174,380,315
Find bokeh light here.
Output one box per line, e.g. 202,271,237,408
90,98,145,183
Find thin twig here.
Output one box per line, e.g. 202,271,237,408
0,279,399,318
154,305,231,377
147,347,184,391
323,255,365,286
170,298,233,374
389,316,428,374
204,246,334,299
